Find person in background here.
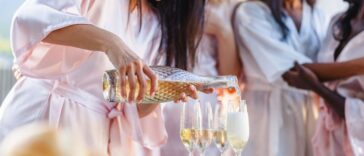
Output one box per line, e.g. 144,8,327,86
283,0,364,155
159,0,243,155
232,0,328,156
0,0,208,155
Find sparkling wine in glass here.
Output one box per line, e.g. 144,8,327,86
213,100,229,155
194,101,214,156
227,100,249,156
180,102,199,156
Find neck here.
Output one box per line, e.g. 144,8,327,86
284,0,302,10
129,0,150,13
130,0,138,11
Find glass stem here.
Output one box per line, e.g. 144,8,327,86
189,152,193,156
235,151,241,156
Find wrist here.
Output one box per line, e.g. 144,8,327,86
102,33,124,54
310,81,325,94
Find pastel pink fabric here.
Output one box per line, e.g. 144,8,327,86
314,14,364,156
312,91,354,156
0,0,168,155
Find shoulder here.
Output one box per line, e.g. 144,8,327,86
236,1,270,16
234,1,272,24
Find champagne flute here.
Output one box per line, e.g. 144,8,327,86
195,101,214,155
180,101,199,156
213,100,228,155
227,100,249,156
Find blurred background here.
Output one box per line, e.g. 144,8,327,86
0,0,347,103
0,0,24,103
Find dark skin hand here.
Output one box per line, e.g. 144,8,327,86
283,62,346,119
283,0,364,120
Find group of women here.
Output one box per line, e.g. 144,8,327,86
0,0,363,155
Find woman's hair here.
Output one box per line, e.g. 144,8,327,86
131,0,206,70
260,0,316,39
333,0,362,60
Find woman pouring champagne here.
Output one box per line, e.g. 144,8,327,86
0,0,209,155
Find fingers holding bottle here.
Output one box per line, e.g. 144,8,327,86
105,39,157,104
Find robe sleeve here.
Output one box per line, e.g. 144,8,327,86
345,97,364,155
234,2,312,82
11,0,92,79
336,77,364,155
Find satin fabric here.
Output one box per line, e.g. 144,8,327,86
314,13,364,156
233,1,328,156
0,0,168,155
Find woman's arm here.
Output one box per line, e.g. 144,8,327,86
205,4,242,77
283,63,346,118
303,57,364,82
311,80,346,119
43,24,158,103
44,24,117,53
45,24,204,117
215,26,242,76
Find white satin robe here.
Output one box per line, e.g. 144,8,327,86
0,0,168,155
314,14,364,156
233,1,328,156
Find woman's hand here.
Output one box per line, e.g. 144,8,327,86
137,85,214,118
174,85,214,103
105,37,158,103
283,62,320,90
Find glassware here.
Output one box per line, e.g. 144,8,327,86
227,100,249,156
180,101,199,156
213,100,228,155
103,66,237,104
195,101,214,156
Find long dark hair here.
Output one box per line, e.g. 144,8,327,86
130,0,206,70
333,0,362,60
260,0,316,39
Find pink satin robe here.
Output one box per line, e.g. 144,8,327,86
0,0,168,155
314,14,364,156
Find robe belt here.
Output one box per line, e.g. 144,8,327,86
38,79,145,147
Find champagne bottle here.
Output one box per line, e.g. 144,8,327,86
102,66,238,104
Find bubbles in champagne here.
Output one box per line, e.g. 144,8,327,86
180,128,196,152
214,130,228,152
194,129,214,152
